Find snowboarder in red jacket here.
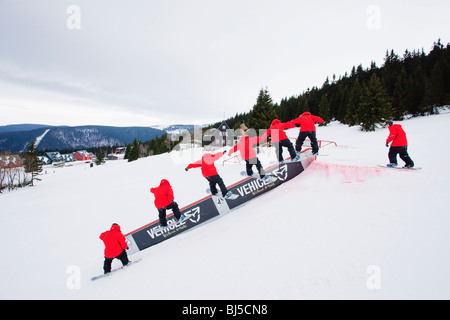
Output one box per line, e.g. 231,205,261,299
150,179,182,230
291,112,324,155
99,223,129,274
385,120,414,168
229,132,266,178
185,152,233,198
259,119,297,163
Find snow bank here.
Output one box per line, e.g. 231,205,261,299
1,113,450,299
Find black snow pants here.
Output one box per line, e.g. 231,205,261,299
103,249,129,274
296,131,319,154
158,201,182,227
245,157,266,178
206,174,228,197
275,139,297,162
388,146,414,167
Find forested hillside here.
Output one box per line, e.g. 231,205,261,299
215,40,450,132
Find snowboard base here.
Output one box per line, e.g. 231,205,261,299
240,172,277,183
377,165,422,170
91,258,142,281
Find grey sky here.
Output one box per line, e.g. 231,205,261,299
0,0,449,126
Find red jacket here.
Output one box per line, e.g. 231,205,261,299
99,224,128,258
186,152,224,178
260,119,295,143
291,112,324,132
229,135,260,160
150,179,174,209
386,124,408,147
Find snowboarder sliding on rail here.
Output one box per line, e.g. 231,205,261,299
291,111,324,156
185,152,235,199
384,120,414,168
259,119,298,163
150,179,183,231
228,130,271,181
99,223,129,274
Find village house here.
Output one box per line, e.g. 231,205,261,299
37,155,51,165
45,151,64,164
0,155,24,169
73,150,95,161
203,121,237,148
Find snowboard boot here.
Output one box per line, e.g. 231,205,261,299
387,163,398,168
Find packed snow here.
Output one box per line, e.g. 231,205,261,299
34,129,50,149
1,111,450,299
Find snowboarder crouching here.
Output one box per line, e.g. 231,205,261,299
99,223,129,274
150,179,182,231
385,120,414,168
185,152,234,199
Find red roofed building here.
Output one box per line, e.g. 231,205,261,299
73,150,94,161
0,155,24,169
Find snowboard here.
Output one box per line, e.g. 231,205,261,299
269,156,302,165
377,165,422,170
206,189,239,200
91,258,142,281
240,172,278,183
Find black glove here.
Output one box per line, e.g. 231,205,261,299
385,143,389,147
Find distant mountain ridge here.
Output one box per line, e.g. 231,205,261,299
0,124,61,133
0,124,193,152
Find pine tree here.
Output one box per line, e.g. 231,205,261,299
124,144,131,160
297,96,309,116
392,66,408,120
96,148,105,165
344,78,362,126
429,59,450,108
359,74,393,131
246,88,278,129
318,94,331,124
128,138,140,162
23,141,42,186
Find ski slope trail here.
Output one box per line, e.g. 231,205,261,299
1,111,450,299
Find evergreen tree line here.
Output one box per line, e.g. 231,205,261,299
124,134,179,162
210,40,450,132
28,133,178,165
45,133,179,163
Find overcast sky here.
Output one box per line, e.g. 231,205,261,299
0,0,449,127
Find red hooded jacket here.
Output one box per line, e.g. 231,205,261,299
291,112,324,132
260,119,295,143
150,179,174,209
99,224,128,258
386,124,408,147
229,135,260,160
186,152,224,178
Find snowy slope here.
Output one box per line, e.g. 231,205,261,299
1,112,450,299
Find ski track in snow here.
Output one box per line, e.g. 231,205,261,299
34,129,50,149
